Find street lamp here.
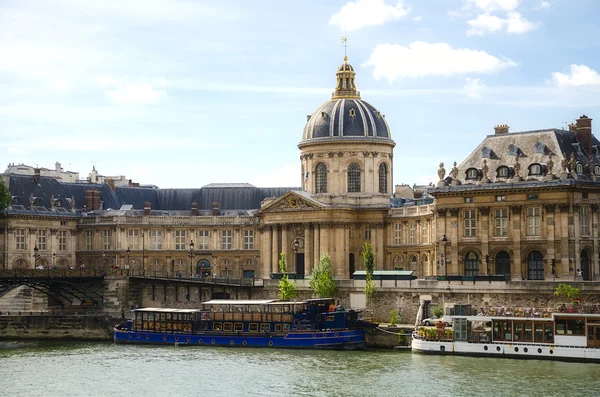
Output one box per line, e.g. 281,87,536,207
188,240,195,277
126,247,131,276
441,234,448,277
485,254,490,275
52,252,56,270
142,233,145,277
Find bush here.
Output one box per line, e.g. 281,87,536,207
431,306,443,318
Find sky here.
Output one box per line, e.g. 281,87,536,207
1,0,600,189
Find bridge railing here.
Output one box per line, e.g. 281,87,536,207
128,271,263,286
0,268,108,278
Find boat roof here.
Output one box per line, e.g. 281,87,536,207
134,307,201,313
202,299,280,305
352,270,415,276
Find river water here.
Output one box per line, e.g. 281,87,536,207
1,341,598,397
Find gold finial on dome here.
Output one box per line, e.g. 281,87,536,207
332,55,360,99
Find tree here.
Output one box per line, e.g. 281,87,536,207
362,242,375,306
278,253,296,301
0,177,10,215
309,254,336,298
554,283,581,302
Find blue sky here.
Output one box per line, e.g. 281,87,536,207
1,0,600,189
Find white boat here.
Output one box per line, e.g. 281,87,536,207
412,304,600,363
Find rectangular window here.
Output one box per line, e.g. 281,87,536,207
151,230,162,250
526,207,541,236
59,230,68,251
102,230,111,250
494,208,508,237
16,229,26,250
37,230,47,250
422,222,429,244
464,197,474,203
495,195,506,202
128,229,139,250
409,223,416,244
222,230,232,250
364,225,371,240
394,223,402,245
244,230,254,250
464,210,477,237
581,205,590,236
175,230,186,250
527,194,539,200
85,230,93,250
198,230,209,250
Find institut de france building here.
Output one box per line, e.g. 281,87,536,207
1,58,598,282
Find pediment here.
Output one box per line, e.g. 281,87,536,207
259,191,325,213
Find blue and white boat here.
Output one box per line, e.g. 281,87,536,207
114,298,373,349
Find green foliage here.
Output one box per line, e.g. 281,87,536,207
431,306,443,318
0,177,10,214
389,310,402,326
309,254,337,298
362,242,375,306
397,334,405,345
554,284,581,301
278,253,296,301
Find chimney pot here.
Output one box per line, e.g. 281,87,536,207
33,168,41,184
494,124,509,134
212,201,220,216
191,201,198,216
576,115,593,155
144,201,151,216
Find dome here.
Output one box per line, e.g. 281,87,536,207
302,98,391,141
300,56,392,143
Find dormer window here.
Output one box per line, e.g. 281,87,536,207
496,166,510,178
349,108,356,118
528,163,543,176
54,199,64,207
481,146,492,159
595,165,600,176
32,197,43,206
534,142,547,154
508,144,519,156
576,163,584,174
11,196,22,206
466,168,479,180
321,111,326,118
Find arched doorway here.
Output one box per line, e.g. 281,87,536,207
197,259,211,278
495,251,511,278
527,250,544,280
349,253,355,278
580,249,590,281
464,252,479,277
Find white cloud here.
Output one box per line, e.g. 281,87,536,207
463,77,484,98
95,76,117,87
468,0,520,12
535,1,551,10
106,83,167,105
467,11,539,35
552,64,600,87
413,16,423,22
329,0,410,31
364,42,516,82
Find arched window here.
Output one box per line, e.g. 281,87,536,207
393,255,403,270
528,163,542,176
315,163,327,193
464,252,479,276
152,259,163,267
378,163,388,194
496,166,510,178
576,163,583,174
348,163,361,192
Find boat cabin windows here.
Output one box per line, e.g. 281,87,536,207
260,323,270,332
213,322,222,331
454,318,468,341
534,322,554,343
223,322,233,332
555,318,585,336
283,324,290,332
249,323,259,332
275,324,283,332
234,323,243,332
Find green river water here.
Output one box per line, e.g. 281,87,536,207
0,341,598,397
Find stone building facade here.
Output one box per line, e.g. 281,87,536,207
1,59,596,282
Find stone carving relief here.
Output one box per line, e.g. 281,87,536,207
558,203,570,212
543,204,556,213
479,207,490,216
449,208,460,217
510,205,522,215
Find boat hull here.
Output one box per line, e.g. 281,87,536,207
412,336,600,363
114,328,366,350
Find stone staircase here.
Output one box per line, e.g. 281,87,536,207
0,286,34,312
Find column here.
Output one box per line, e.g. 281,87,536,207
281,225,289,270
261,227,272,278
313,224,321,266
305,224,313,275
333,226,344,277
272,225,279,273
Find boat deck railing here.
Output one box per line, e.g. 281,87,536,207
475,304,600,318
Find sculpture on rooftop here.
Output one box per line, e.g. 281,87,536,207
437,162,446,181
450,162,458,179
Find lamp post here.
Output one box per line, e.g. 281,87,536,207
188,240,195,278
102,250,106,276
485,254,490,275
225,265,228,283
142,233,145,277
293,237,300,274
126,247,131,276
52,252,56,270
441,234,448,277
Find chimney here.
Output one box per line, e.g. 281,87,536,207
93,190,101,211
191,201,198,216
33,168,41,184
576,115,593,155
85,189,94,211
212,201,220,216
144,201,151,216
494,124,509,135
106,178,115,191
568,122,577,133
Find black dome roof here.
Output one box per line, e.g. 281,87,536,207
301,98,391,142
